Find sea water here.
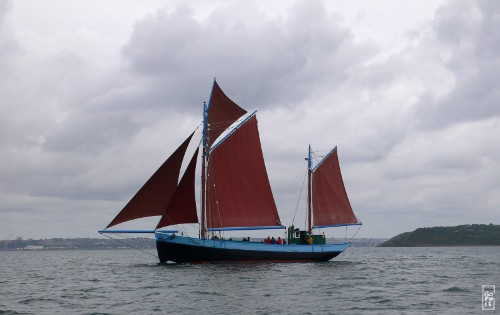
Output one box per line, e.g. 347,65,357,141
1,247,499,314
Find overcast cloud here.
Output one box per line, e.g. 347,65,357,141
1,0,499,239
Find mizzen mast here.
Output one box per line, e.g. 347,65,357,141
307,145,312,234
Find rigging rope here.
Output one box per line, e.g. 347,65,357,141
350,224,362,243
292,167,308,226
99,232,158,259
207,155,220,237
311,150,321,167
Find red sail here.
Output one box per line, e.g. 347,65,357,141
106,133,194,228
206,81,247,148
207,114,281,229
156,148,199,229
312,148,359,227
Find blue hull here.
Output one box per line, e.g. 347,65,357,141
155,232,351,263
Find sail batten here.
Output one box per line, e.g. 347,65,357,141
105,133,194,229
207,226,286,232
311,147,359,227
208,110,257,154
206,115,282,229
313,223,362,228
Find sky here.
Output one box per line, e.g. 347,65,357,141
1,0,499,240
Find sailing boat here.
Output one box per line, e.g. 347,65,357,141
99,80,361,263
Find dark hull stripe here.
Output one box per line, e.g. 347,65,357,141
188,259,323,264
156,240,342,263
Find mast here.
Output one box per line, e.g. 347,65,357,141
307,145,312,234
200,79,248,235
201,102,207,238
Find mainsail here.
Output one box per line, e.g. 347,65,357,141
311,147,359,227
206,114,282,230
156,147,200,229
105,133,194,228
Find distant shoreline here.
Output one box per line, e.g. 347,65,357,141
1,237,156,251
2,237,387,250
5,224,499,250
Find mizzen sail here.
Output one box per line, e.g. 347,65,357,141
206,114,282,230
312,147,359,227
106,133,194,228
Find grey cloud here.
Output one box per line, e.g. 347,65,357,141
0,1,15,50
416,0,500,128
121,1,376,110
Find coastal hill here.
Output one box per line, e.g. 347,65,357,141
380,224,500,247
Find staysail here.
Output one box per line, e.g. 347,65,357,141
206,114,282,230
105,133,194,228
312,147,359,227
156,147,200,229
